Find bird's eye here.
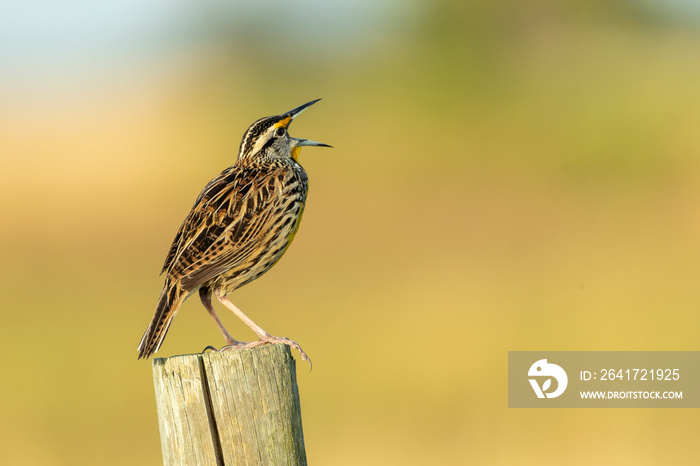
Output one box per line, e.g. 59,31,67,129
275,127,286,138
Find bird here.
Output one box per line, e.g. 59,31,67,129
137,99,330,363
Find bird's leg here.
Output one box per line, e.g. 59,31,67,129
199,288,240,347
213,290,270,338
214,290,311,365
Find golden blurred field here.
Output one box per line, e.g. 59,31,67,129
2,1,700,464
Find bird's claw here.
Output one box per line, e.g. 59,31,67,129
211,336,312,370
263,336,312,370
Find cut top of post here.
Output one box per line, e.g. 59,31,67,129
151,345,307,466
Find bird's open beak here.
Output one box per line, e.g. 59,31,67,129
284,98,323,120
283,99,332,153
292,138,332,148
290,136,332,161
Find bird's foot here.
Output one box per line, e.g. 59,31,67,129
261,335,312,369
203,337,243,353
217,335,311,369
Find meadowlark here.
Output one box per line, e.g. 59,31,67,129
137,99,330,363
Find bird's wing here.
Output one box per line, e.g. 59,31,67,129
160,166,237,275
161,165,287,291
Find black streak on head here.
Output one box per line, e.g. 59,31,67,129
238,115,285,159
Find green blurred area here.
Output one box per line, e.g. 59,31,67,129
2,1,700,464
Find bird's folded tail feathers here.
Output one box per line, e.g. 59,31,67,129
137,282,187,359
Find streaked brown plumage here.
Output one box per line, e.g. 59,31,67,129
137,99,330,362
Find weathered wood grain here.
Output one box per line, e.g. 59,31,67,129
152,345,306,465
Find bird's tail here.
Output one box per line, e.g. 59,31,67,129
137,281,188,359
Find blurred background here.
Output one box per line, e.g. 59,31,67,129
2,0,700,464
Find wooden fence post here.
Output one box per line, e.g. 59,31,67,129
151,345,307,465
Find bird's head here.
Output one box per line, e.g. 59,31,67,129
237,99,331,163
